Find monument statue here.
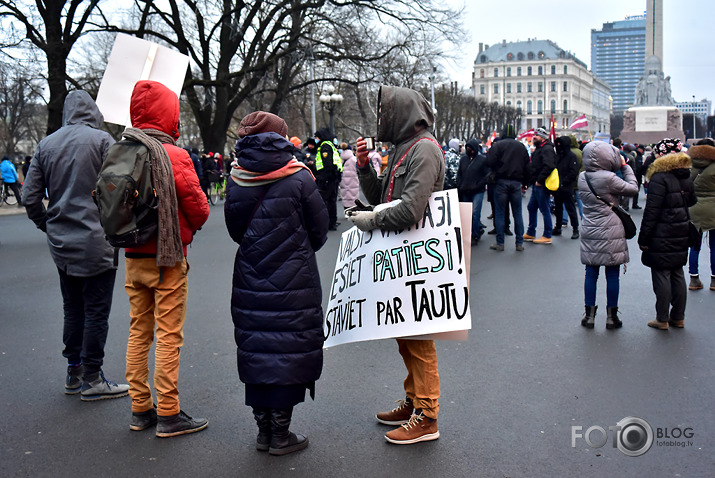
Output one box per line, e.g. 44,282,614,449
634,55,674,106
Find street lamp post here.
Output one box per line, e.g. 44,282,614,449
692,95,697,142
319,85,343,137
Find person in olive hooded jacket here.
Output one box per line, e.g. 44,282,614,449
350,85,444,446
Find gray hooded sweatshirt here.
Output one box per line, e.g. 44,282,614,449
357,85,445,229
23,90,116,276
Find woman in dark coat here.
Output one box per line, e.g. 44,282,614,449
224,111,329,455
638,150,696,330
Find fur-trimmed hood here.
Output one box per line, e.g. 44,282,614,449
645,152,692,181
687,144,715,162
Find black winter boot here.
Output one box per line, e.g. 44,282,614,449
581,305,596,329
269,408,309,456
253,407,272,451
606,307,622,329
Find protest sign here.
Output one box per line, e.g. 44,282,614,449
324,189,472,348
96,33,190,126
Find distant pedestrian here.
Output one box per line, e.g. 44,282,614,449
639,149,697,330
444,138,460,190
1,156,23,206
524,127,556,244
339,144,359,209
552,136,580,239
314,127,342,230
577,141,637,329
225,111,328,455
457,138,490,244
686,138,715,291
22,90,129,399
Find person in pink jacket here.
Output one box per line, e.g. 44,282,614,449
339,144,359,209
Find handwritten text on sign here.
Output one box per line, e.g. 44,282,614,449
324,190,471,348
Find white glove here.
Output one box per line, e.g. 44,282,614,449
347,210,378,231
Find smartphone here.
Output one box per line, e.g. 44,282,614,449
364,137,375,150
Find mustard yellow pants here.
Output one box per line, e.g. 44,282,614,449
396,338,440,419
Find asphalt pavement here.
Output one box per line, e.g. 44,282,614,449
1,197,713,478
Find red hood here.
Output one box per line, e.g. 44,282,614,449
130,80,180,140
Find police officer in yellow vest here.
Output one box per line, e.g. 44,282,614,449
314,128,343,230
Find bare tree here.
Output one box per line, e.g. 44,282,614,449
0,0,109,134
100,0,462,153
0,60,44,155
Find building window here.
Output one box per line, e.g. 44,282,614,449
538,51,545,59
517,66,522,76
563,100,568,114
494,84,499,94
528,52,534,60
527,82,532,93
538,66,543,75
506,83,511,93
527,100,532,114
494,68,499,77
480,84,485,95
538,100,543,114
517,83,522,93
506,67,511,77
527,66,532,76
563,81,568,92
551,81,556,92
507,101,512,106
517,100,522,111
507,53,514,61
480,69,485,78
480,55,487,63
564,65,568,75
551,65,556,75
550,100,556,114
538,82,543,93
517,52,524,60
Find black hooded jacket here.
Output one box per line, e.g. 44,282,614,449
554,136,580,190
457,138,490,198
486,136,530,183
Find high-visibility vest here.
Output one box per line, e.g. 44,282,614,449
315,141,343,172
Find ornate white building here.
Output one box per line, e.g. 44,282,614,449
472,39,611,137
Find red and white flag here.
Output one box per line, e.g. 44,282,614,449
569,114,588,130
517,128,534,140
485,131,497,147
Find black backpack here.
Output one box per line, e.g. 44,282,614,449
93,140,158,247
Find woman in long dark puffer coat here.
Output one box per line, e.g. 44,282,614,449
224,111,329,455
638,151,696,330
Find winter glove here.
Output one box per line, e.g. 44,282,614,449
347,210,378,231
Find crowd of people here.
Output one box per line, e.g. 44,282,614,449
10,79,714,457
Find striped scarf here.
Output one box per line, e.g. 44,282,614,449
122,128,183,267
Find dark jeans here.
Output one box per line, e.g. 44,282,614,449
494,179,524,245
553,189,579,231
319,180,339,228
584,265,620,308
651,267,686,322
526,185,552,238
4,182,22,204
688,231,715,276
58,267,116,373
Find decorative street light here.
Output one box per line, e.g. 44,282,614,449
319,85,343,136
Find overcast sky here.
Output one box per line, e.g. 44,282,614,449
443,0,713,108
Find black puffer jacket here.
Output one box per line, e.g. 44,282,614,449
554,136,579,190
456,138,490,199
225,132,329,386
638,152,696,269
529,139,556,185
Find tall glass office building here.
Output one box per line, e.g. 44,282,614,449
591,16,646,112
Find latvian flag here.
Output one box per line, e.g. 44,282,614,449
517,128,534,140
569,114,588,130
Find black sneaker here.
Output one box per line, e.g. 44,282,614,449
65,365,83,395
131,407,158,431
156,410,208,438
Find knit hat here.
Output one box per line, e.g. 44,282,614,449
534,127,549,139
653,137,682,157
237,111,288,138
289,136,302,148
448,138,460,151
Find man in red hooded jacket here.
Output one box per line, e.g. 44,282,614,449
122,80,210,438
